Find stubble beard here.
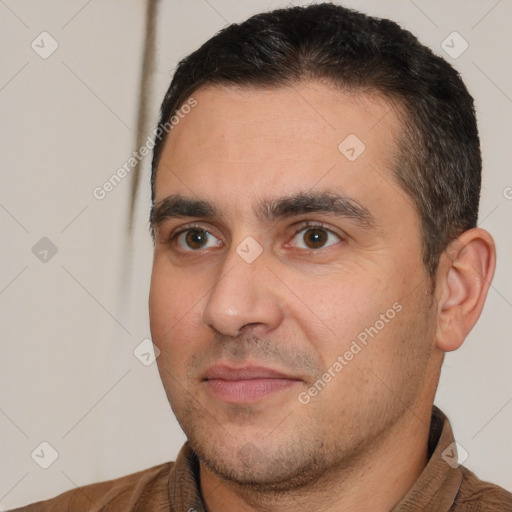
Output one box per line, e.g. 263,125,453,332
165,289,437,496
172,385,395,496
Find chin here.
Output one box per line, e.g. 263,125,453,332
191,433,329,491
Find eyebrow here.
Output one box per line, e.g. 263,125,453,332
150,191,375,231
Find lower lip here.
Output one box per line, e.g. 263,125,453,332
205,378,299,403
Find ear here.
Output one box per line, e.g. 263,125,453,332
434,228,496,352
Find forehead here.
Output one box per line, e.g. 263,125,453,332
154,81,407,222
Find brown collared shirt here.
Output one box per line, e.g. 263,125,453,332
10,407,512,511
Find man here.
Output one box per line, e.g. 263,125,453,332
12,3,512,511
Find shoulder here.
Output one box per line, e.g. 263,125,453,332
9,461,174,511
453,465,512,511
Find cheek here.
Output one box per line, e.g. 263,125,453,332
288,266,412,376
290,273,384,340
149,260,203,347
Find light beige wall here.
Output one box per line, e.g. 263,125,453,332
1,0,510,508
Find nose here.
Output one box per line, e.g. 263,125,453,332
202,245,284,338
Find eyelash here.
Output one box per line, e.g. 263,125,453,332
169,221,343,252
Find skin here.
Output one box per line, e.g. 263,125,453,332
149,81,495,511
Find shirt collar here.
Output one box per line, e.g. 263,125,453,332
391,406,463,511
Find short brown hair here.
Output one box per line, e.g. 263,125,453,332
151,3,481,276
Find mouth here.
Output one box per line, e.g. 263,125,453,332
203,364,302,403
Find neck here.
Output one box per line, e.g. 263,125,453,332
199,405,432,512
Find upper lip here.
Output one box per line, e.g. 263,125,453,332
203,365,301,381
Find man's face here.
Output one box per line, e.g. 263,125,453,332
149,82,438,488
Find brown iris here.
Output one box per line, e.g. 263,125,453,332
303,228,328,249
185,229,208,249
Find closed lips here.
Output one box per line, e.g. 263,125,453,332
203,365,301,381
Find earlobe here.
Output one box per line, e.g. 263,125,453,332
435,228,496,352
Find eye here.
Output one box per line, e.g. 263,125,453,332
290,224,342,250
174,228,222,251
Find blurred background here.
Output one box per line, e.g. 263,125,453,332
1,0,511,508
